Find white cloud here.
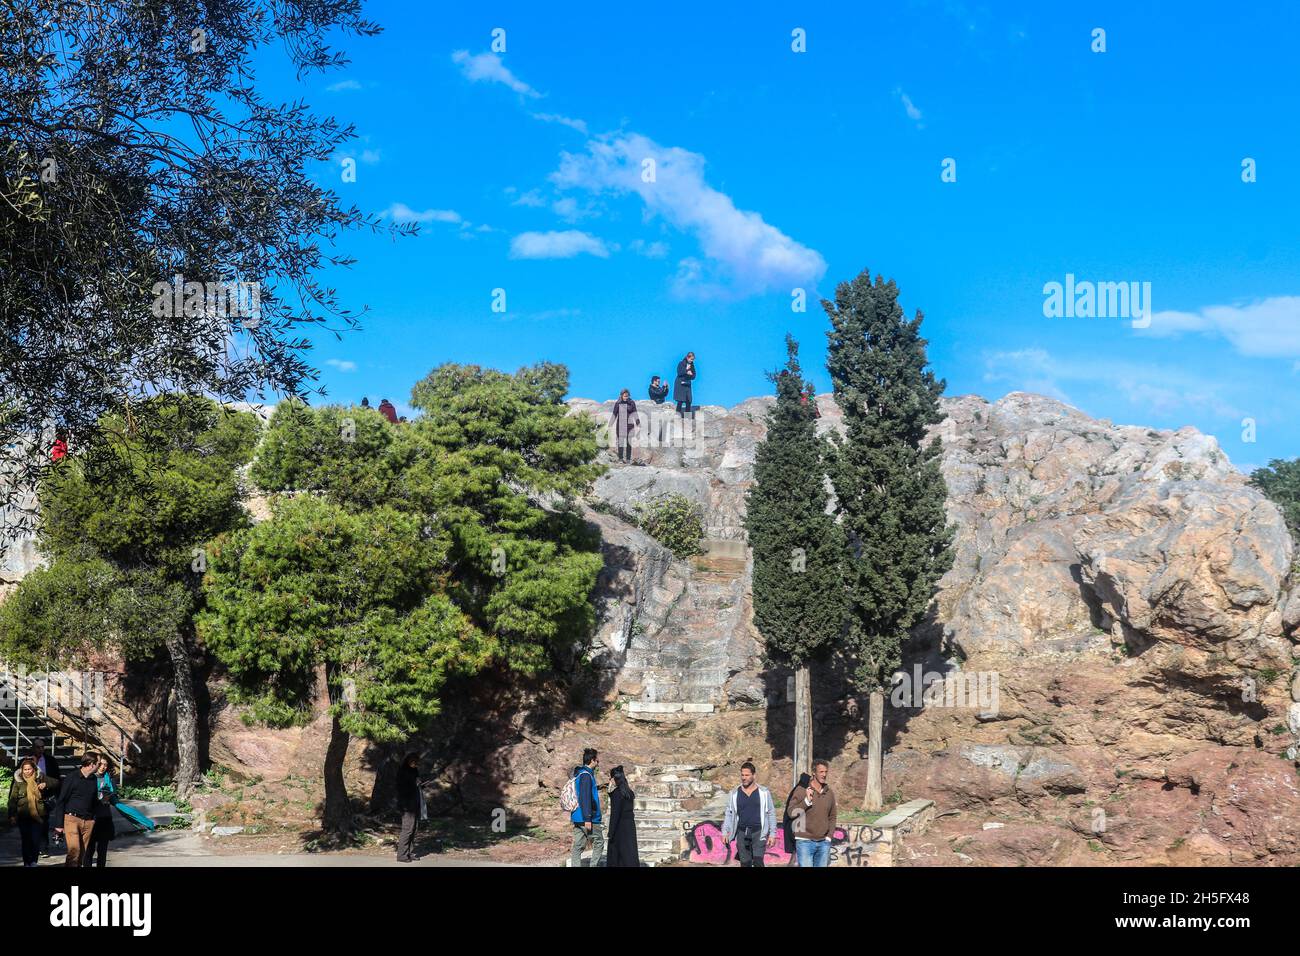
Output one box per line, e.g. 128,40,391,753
1140,296,1300,359
384,203,462,224
509,230,610,259
327,79,363,93
631,239,669,259
324,359,357,372
531,112,588,134
451,50,541,99
895,87,924,128
551,132,826,298
511,188,547,208
982,348,1243,419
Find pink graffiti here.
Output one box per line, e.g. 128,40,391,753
684,822,854,865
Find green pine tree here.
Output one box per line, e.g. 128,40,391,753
745,336,846,788
824,269,953,810
1249,459,1300,545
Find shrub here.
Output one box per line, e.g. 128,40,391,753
635,494,704,558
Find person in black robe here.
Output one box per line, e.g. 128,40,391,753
782,772,811,866
605,765,639,867
673,352,696,417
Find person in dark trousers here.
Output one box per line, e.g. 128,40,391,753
395,752,423,863
782,771,811,866
53,754,100,867
29,740,60,857
378,398,398,424
569,748,604,868
648,376,669,404
721,760,776,867
8,757,50,866
673,352,696,417
609,389,640,463
82,754,116,868
605,765,639,867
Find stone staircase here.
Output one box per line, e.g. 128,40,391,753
631,764,726,865
621,549,749,722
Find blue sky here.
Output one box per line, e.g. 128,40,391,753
257,0,1300,471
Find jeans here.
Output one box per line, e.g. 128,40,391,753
735,826,766,867
570,823,605,867
17,818,43,866
795,838,831,867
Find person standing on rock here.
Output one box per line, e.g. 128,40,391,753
787,759,837,867
605,765,639,867
7,757,50,866
569,748,604,867
378,398,398,424
82,754,117,868
648,376,669,404
673,352,696,418
395,752,422,863
721,760,776,867
609,389,641,464
781,772,811,866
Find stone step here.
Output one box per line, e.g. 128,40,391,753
635,796,685,813
633,815,682,830
624,701,715,718
632,763,704,778
637,780,716,798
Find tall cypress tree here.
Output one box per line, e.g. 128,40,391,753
745,336,846,788
824,269,953,810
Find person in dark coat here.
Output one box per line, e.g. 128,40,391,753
82,754,116,868
648,376,669,404
609,389,640,463
395,752,422,863
605,765,639,867
782,772,811,866
673,352,696,417
7,758,50,866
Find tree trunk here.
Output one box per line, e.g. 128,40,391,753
862,688,884,811
322,713,352,832
793,663,813,789
163,631,202,799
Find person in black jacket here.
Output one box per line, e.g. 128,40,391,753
648,376,669,404
673,353,696,417
605,765,639,867
53,754,100,867
395,752,422,863
782,772,811,866
609,389,640,463
29,740,61,857
82,754,116,868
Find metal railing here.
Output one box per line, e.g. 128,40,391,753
0,668,141,786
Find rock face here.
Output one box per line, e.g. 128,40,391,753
570,391,1300,865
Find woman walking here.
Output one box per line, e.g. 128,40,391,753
673,352,696,417
82,755,117,867
7,757,50,866
609,389,640,463
781,772,811,866
605,765,639,867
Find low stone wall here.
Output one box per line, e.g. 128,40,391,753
679,798,935,867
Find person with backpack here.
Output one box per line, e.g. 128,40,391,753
605,765,639,867
564,748,604,867
781,772,812,866
721,759,777,867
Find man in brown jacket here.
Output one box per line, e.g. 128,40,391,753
787,759,837,867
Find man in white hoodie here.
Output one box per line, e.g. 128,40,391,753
721,761,777,867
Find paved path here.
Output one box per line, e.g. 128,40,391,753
0,828,523,867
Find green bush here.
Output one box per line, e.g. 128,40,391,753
635,494,704,558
